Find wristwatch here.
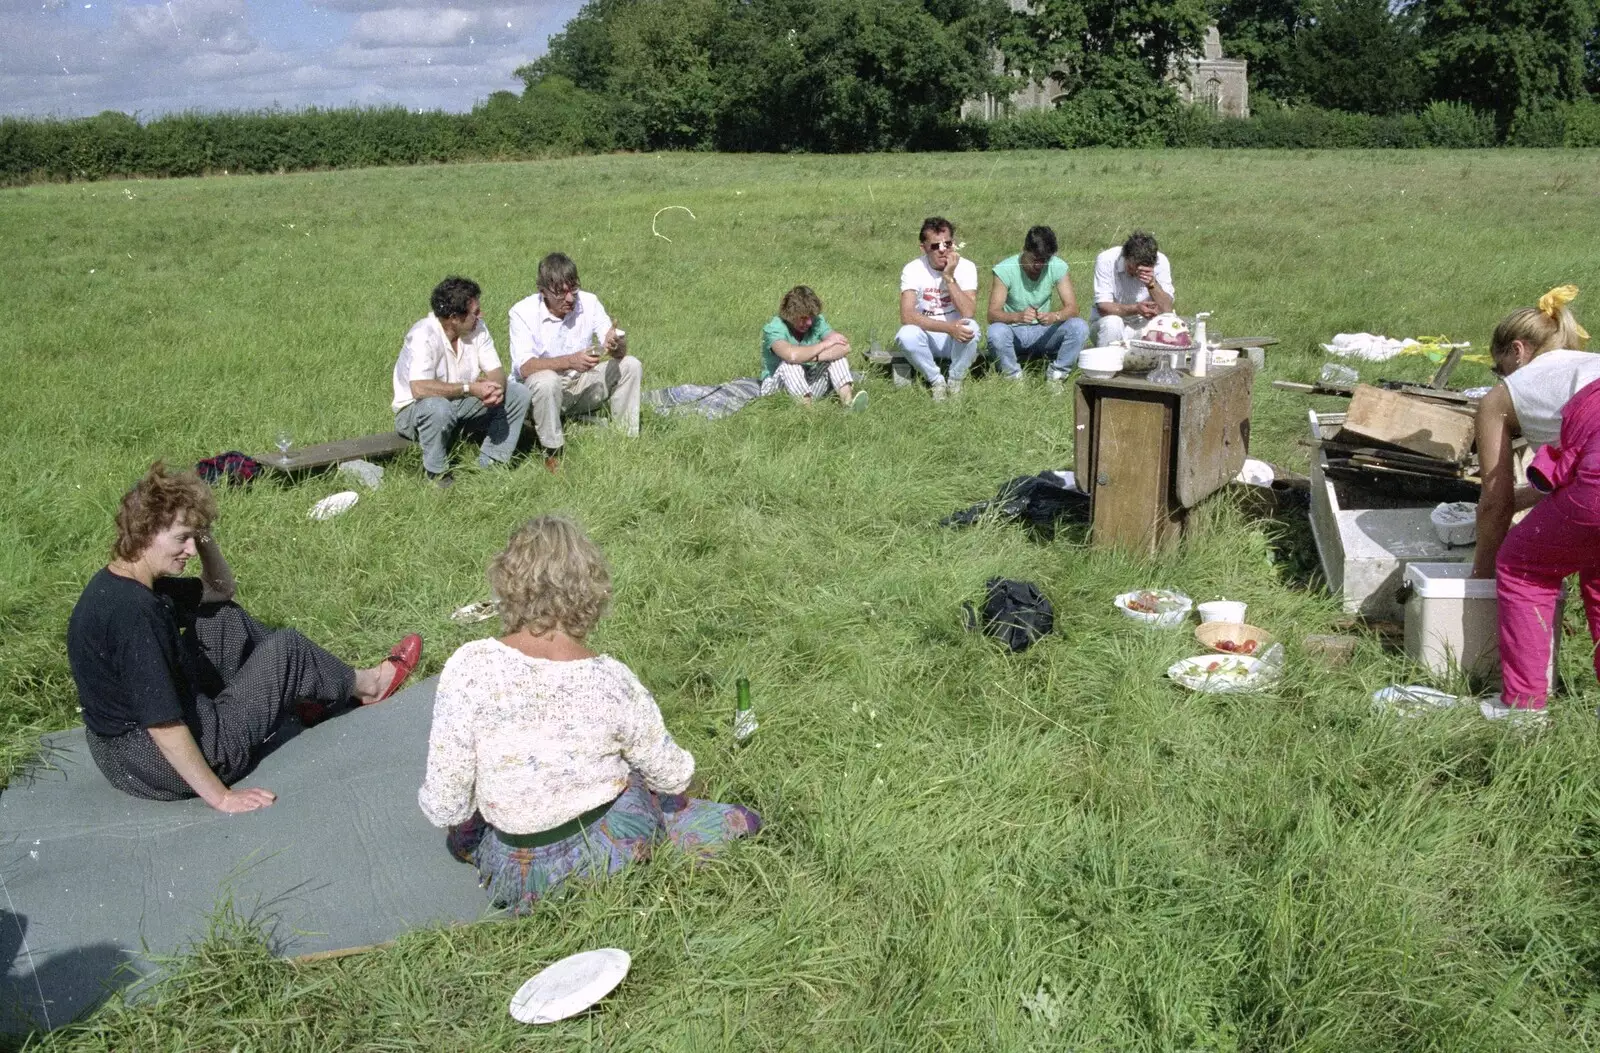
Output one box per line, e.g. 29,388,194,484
460,381,469,396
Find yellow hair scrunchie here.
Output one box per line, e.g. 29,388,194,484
1540,284,1591,342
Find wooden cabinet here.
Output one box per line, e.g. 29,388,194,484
1074,366,1255,553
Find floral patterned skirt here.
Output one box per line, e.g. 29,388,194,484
446,773,761,913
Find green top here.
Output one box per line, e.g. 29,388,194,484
992,254,1069,314
760,314,834,380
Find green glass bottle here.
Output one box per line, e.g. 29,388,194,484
734,677,758,742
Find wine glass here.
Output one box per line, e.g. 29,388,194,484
274,428,293,463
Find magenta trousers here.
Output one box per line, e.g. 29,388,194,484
1496,488,1600,707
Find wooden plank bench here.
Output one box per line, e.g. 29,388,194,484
255,432,411,474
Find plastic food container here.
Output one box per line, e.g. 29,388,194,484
1114,590,1193,628
1197,600,1247,624
1430,502,1478,547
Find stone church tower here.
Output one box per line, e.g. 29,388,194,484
963,20,1249,120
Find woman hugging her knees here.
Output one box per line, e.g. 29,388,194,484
418,514,761,911
67,463,422,811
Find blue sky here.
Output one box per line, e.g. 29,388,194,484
2,0,586,118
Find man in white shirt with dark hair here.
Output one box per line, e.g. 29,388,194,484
895,216,980,400
508,253,643,472
392,275,530,489
1091,230,1176,347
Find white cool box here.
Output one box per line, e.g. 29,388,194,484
1401,562,1560,681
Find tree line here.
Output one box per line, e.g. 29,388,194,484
2,0,1597,183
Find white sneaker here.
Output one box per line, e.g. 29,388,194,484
947,379,963,397
1046,368,1070,394
1478,695,1550,727
1004,370,1027,382
930,379,948,402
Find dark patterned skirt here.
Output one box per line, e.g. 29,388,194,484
446,773,761,913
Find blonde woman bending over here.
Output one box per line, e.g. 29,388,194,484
418,515,761,911
1473,286,1594,720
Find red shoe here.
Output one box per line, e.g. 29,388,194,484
372,633,423,703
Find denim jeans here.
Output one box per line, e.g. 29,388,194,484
893,321,980,384
987,318,1090,375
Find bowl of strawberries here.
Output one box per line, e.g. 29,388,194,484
1194,621,1276,656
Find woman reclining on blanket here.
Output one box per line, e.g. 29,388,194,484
418,515,761,911
67,463,422,811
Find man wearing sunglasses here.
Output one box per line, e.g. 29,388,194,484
508,252,643,472
895,217,980,400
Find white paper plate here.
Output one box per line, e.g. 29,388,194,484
450,600,500,624
308,491,359,521
1167,654,1266,693
1370,684,1458,717
510,948,631,1025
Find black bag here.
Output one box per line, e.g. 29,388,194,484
963,577,1054,653
941,472,1090,540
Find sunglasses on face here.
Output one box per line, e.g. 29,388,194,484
924,240,954,251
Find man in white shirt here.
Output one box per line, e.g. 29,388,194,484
392,276,530,489
1091,231,1176,347
508,253,642,470
895,217,980,400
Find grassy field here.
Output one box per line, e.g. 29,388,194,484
3,149,1600,1050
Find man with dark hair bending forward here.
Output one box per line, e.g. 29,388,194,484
508,253,643,472
392,276,531,489
986,225,1090,385
1091,230,1176,347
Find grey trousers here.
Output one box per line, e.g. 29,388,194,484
85,603,356,801
395,383,532,475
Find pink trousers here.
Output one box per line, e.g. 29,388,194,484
1495,487,1600,707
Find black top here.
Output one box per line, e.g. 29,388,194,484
67,568,222,737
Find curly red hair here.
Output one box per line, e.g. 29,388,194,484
113,462,217,562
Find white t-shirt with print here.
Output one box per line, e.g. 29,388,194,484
900,256,979,322
1091,247,1175,319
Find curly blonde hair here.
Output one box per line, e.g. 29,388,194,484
113,462,217,562
489,515,612,638
1491,285,1590,364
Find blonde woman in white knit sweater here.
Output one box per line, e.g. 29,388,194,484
418,515,761,911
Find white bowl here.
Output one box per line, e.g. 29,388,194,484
1430,502,1477,547
1114,590,1193,628
1197,600,1247,624
1210,347,1239,366
1078,347,1125,377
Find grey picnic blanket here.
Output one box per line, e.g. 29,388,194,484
0,678,505,1034
645,377,764,420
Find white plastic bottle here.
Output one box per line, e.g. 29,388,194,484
1191,312,1211,377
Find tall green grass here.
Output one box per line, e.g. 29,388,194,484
3,150,1600,1050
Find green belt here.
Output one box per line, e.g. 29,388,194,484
494,796,617,849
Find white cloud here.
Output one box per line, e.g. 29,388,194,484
1,0,581,118
348,7,523,49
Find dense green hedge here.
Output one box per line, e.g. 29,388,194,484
5,93,1598,185
0,77,615,184
966,99,1600,151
